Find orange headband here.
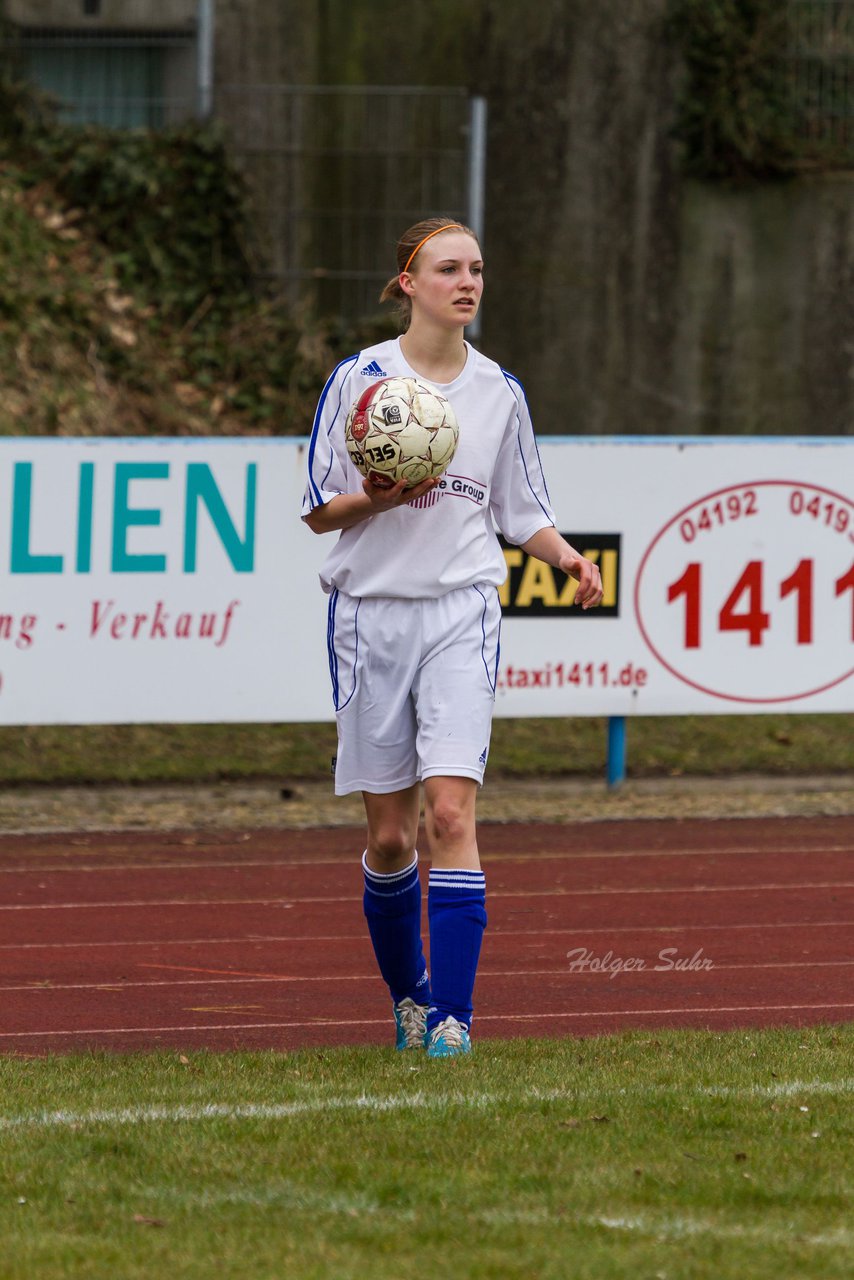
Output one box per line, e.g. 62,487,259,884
402,224,464,275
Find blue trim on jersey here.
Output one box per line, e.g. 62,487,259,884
307,354,359,509
472,584,500,695
500,368,553,521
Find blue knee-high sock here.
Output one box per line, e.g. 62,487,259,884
362,852,431,1007
427,867,487,1033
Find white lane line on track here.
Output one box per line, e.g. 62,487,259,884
0,842,851,874
2,1001,854,1040
1,919,852,950
1,1077,852,1133
3,882,853,911
2,958,853,995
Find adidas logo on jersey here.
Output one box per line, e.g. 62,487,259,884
359,359,387,377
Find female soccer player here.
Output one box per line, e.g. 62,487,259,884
302,217,602,1057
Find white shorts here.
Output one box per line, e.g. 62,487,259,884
327,585,502,795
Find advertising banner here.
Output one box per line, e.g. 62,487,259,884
500,439,853,717
0,437,850,724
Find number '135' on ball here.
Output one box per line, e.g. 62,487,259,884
345,376,459,489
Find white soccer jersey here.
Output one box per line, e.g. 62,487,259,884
301,336,556,598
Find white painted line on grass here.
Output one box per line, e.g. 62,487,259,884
2,1078,853,1138
119,1186,854,1248
0,1086,570,1131
702,1077,854,1099
480,1207,853,1249
583,1211,853,1250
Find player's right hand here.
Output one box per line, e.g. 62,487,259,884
363,476,437,511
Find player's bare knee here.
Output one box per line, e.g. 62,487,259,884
425,798,470,848
367,826,416,867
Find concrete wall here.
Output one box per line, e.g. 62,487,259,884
213,0,854,435
214,0,316,88
476,1,854,434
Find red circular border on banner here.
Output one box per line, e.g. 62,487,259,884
633,479,854,704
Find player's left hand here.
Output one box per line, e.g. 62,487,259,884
362,475,437,511
561,552,604,609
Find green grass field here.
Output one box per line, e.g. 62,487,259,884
1,1026,852,1279
1,712,851,786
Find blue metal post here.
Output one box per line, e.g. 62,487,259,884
606,716,627,788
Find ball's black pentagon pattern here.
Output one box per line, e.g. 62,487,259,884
345,377,459,489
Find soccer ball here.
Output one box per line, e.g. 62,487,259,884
344,376,459,489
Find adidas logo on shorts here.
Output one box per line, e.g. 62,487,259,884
359,359,387,377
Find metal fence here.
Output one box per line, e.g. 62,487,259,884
789,0,854,148
0,9,481,320
216,84,482,321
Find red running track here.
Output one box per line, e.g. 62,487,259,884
0,815,852,1055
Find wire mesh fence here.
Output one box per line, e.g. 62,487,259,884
215,84,474,319
789,0,854,149
0,12,475,318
